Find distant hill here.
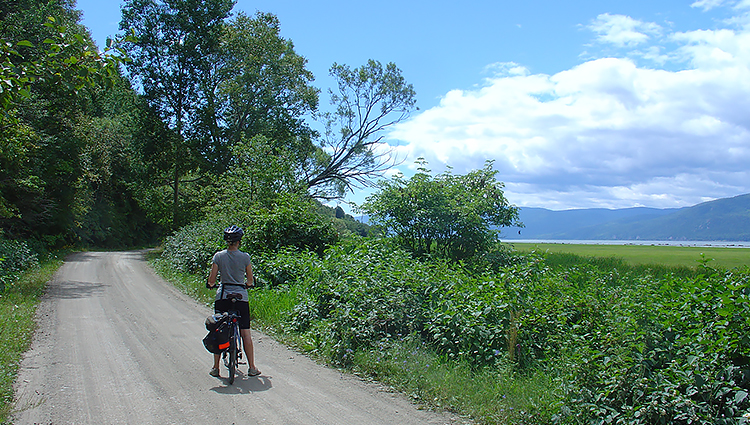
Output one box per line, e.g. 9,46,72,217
503,193,750,241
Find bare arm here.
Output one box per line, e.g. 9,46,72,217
246,263,254,288
207,263,219,288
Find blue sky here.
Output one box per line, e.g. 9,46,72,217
76,0,750,211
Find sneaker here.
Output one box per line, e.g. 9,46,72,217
209,367,220,377
248,367,261,376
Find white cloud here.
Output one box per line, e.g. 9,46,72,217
691,0,728,12
388,10,750,210
588,13,662,47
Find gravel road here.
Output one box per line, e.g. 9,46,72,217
12,251,466,424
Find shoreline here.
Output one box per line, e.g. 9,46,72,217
503,239,750,248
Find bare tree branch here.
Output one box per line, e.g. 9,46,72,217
304,60,416,199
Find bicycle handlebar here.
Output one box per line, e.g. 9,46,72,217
206,282,252,289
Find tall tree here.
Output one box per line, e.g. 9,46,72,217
196,11,320,211
120,0,234,229
209,11,319,171
304,60,417,200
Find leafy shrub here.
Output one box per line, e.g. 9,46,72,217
360,160,521,262
0,237,39,291
553,267,750,424
276,239,750,423
287,238,544,368
289,238,435,364
161,219,225,274
243,194,339,256
161,194,339,275
252,248,323,287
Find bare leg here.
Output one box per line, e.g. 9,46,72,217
240,328,258,372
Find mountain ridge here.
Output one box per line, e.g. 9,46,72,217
503,193,750,241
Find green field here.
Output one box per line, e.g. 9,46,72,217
509,242,750,269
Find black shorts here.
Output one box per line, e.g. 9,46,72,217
214,299,251,330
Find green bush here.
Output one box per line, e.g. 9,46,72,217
161,219,225,274
161,195,339,276
0,237,39,292
286,238,539,368
243,194,339,256
550,267,750,424
289,238,435,364
252,248,323,287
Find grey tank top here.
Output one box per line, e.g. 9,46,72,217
212,249,251,301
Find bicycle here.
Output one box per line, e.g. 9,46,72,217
221,293,243,384
205,285,245,384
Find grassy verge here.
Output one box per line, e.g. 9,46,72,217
350,338,558,423
509,242,750,269
0,256,63,424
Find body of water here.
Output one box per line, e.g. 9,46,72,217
504,239,750,248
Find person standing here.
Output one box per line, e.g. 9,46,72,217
206,225,261,377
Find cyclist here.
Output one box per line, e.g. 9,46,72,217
206,225,261,378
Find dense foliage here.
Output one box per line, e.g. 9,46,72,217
120,0,415,229
161,193,339,274
0,0,162,248
361,159,522,261
0,237,38,292
2,0,412,254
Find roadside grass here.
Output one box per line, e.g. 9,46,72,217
351,338,558,424
0,257,62,424
509,242,750,269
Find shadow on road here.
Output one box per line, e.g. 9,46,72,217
48,280,108,299
211,375,273,395
64,252,101,262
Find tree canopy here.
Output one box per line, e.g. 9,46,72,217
120,0,235,229
0,0,155,247
360,160,522,261
1,0,424,253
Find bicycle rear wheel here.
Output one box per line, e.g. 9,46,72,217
228,337,237,384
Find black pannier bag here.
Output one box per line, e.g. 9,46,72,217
202,313,231,354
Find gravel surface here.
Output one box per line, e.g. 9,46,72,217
13,251,467,424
